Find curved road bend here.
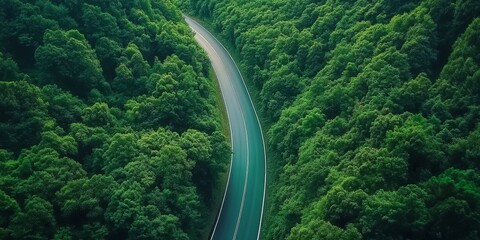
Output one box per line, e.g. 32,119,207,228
185,17,266,240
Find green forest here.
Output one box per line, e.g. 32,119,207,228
2,0,480,239
0,0,230,239
185,0,480,239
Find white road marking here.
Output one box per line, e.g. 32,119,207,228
186,16,266,240
232,91,249,240
189,22,249,240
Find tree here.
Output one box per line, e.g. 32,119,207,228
423,169,480,239
322,185,368,228
0,52,19,81
388,73,432,113
359,185,429,239
180,130,214,198
386,114,445,181
112,63,135,95
37,130,77,156
129,214,188,240
82,102,116,127
0,190,19,238
346,147,408,192
289,220,361,240
0,81,47,152
105,181,144,233
98,133,138,174
41,85,85,129
14,148,86,201
35,29,107,97
400,8,438,75
81,4,120,44
10,196,56,240
451,126,480,169
95,37,122,81
261,65,304,121
158,144,193,190
56,175,117,222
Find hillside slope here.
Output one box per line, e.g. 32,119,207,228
185,0,480,239
0,0,229,239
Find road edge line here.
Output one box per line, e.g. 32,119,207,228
185,17,235,240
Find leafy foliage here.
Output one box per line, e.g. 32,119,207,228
186,0,480,239
0,0,229,239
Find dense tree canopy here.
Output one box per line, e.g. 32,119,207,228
3,0,480,238
185,0,480,239
0,0,229,239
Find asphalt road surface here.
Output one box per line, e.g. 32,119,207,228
185,16,266,240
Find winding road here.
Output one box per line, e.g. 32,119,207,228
185,17,266,240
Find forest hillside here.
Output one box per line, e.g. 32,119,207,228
0,0,229,239
185,0,480,239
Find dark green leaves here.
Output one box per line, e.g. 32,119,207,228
0,0,229,239
188,0,480,239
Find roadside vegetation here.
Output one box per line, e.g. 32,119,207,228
184,0,480,239
0,0,229,239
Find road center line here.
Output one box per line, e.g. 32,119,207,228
232,93,249,240
186,17,267,240
190,25,249,240
190,29,234,240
